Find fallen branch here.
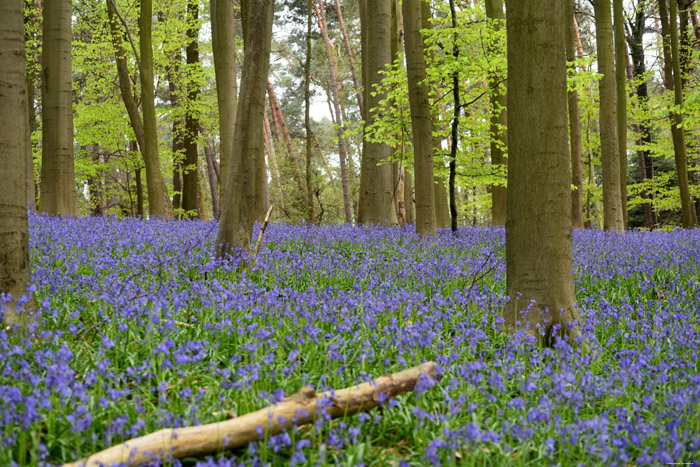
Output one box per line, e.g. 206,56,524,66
64,362,440,467
253,204,274,257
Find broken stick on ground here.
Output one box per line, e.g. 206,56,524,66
63,361,440,467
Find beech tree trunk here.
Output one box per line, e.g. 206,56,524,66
182,0,200,214
403,0,436,235
594,0,625,231
613,0,629,228
216,0,273,255
485,0,507,227
504,0,584,345
210,0,238,203
1,0,33,324
139,0,173,218
566,0,585,229
39,0,77,216
448,0,460,232
362,0,398,226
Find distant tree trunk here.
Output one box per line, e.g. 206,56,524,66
613,0,628,228
1,0,33,324
202,138,219,219
404,169,413,224
362,0,398,226
504,0,584,346
216,0,273,255
566,0,584,229
266,81,305,193
485,0,507,227
403,0,436,235
448,0,460,232
659,0,697,227
333,0,363,115
182,0,200,214
139,0,173,218
316,1,351,223
263,111,285,212
39,0,78,216
357,0,368,223
594,0,624,231
210,0,238,201
132,141,145,218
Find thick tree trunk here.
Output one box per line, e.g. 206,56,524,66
504,0,584,345
182,0,200,214
210,0,238,199
566,0,585,229
594,0,625,231
485,0,507,227
1,0,33,324
613,0,629,229
39,0,77,216
316,1,351,223
216,0,274,255
139,0,173,218
659,0,697,227
362,0,398,226
403,0,436,235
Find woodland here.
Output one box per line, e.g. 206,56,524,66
0,0,699,465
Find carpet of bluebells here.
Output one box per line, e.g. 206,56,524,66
2,213,700,466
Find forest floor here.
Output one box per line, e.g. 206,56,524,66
2,214,700,466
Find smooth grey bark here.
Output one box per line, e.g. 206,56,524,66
216,0,273,255
613,0,629,228
403,0,436,235
504,0,584,345
1,0,33,324
39,0,77,216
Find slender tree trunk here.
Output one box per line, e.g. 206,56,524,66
216,0,274,255
316,1,351,223
485,0,507,227
182,0,200,214
333,0,363,116
305,0,316,223
1,0,33,324
203,138,220,219
403,0,436,235
210,0,238,199
448,0,460,232
139,0,173,218
659,0,697,227
362,0,398,226
40,0,77,216
357,0,368,223
505,0,584,345
566,0,585,229
613,0,629,228
263,111,285,212
594,0,625,231
267,81,305,193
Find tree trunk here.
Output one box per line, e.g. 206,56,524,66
216,0,274,255
594,0,625,231
203,138,220,219
613,0,629,229
266,81,305,193
139,0,173,218
504,0,584,345
316,1,352,223
403,0,436,236
485,0,507,227
659,0,697,227
333,0,363,116
362,0,398,226
448,0,460,232
1,0,33,324
182,0,200,215
566,0,585,229
210,0,238,199
39,0,77,216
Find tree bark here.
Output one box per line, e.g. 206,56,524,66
203,138,219,219
39,0,78,216
357,0,368,223
566,0,585,229
504,0,584,345
448,0,460,232
216,0,274,255
403,0,436,235
485,0,507,227
139,0,173,218
210,0,238,200
64,362,440,467
613,0,629,228
266,81,305,193
333,0,363,116
182,0,200,215
594,0,625,231
1,0,33,324
362,0,398,226
659,0,697,227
